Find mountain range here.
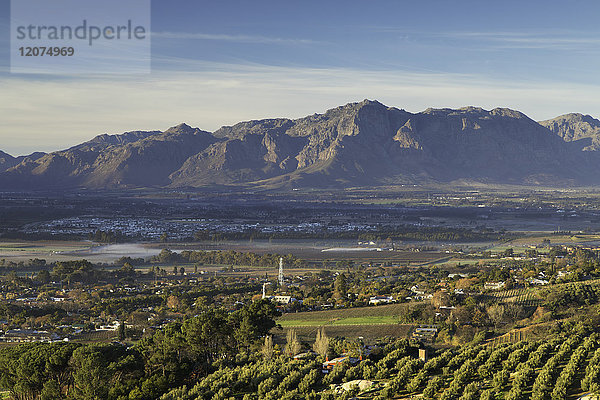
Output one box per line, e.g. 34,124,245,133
2,99,600,191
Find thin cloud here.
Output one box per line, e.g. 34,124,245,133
445,31,600,50
371,27,600,50
152,31,318,45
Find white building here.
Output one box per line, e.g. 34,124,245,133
271,295,296,304
369,295,394,305
484,282,505,291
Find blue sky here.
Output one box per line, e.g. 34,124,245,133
150,0,600,80
2,0,600,155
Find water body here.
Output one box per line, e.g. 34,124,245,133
322,247,381,252
66,243,163,263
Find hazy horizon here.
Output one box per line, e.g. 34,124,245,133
1,99,597,157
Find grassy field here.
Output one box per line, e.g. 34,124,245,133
274,324,415,343
278,302,413,324
275,302,419,342
0,240,93,256
278,315,400,327
274,302,428,343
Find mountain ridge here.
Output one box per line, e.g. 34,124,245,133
2,100,600,190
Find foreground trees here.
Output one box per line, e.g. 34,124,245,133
3,312,600,400
0,299,280,400
0,343,78,400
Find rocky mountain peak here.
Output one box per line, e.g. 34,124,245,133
539,113,600,151
164,123,198,135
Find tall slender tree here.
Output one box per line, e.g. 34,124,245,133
313,327,329,358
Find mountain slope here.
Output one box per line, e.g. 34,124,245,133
1,125,217,189
172,101,596,187
539,113,600,151
171,100,415,187
2,100,600,190
0,151,16,172
0,151,46,172
390,106,583,183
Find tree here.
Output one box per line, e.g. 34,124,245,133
423,376,444,399
487,304,505,329
230,299,280,350
39,380,61,400
432,290,450,308
118,321,126,341
525,249,538,258
456,278,478,290
35,270,51,284
285,329,301,356
70,345,112,399
298,369,320,394
184,309,233,366
505,303,525,321
502,248,514,257
313,327,329,358
0,343,79,400
258,377,278,396
139,323,188,380
480,389,498,400
334,274,347,299
262,335,274,361
52,260,95,284
166,295,180,310
492,369,509,391
120,262,134,275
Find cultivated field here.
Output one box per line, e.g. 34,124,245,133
275,302,420,342
278,303,414,326
275,324,415,343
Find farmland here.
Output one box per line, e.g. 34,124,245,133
158,330,600,399
277,303,412,327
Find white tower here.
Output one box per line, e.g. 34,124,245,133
278,257,284,286
262,282,267,299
